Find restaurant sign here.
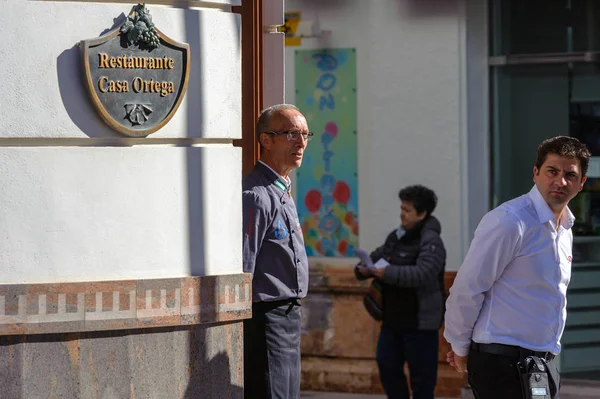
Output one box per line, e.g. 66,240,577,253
80,4,190,137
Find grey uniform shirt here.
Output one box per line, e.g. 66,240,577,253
242,162,309,302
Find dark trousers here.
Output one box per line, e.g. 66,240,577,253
376,326,439,399
243,299,301,399
468,346,561,399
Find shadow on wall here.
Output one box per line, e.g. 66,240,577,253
185,146,207,277
0,326,243,398
181,6,226,397
184,8,204,140
398,0,459,18
184,325,244,399
184,6,206,276
181,5,245,396
56,15,127,139
288,0,458,17
293,0,349,8
0,335,24,398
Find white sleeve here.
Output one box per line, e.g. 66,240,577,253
443,209,523,356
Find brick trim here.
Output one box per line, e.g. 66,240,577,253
0,274,252,335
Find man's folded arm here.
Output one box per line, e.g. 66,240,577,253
443,210,523,356
242,191,268,276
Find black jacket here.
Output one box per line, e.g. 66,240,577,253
355,216,446,331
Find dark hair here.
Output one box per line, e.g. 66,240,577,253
398,185,438,216
255,104,300,143
535,136,591,178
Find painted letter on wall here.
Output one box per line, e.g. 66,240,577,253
295,48,358,257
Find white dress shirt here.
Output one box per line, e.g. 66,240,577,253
444,185,574,357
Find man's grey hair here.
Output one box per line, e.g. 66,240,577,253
255,104,300,143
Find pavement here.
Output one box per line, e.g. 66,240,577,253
301,392,441,399
300,378,600,398
559,379,600,399
301,393,386,398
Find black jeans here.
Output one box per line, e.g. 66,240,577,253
243,299,301,399
376,326,439,399
468,348,561,399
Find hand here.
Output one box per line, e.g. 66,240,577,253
356,265,373,277
446,350,468,373
371,266,386,279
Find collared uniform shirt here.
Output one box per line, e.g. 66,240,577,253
444,185,574,357
242,162,309,302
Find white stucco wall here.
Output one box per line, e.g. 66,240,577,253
285,0,484,271
0,1,242,283
1,2,241,139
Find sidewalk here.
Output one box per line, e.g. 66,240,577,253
301,392,447,399
301,393,384,398
301,378,600,398
557,379,600,399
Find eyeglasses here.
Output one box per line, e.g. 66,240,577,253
264,130,314,142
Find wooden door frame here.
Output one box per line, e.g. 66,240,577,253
233,0,263,176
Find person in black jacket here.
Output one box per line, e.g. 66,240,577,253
355,185,446,399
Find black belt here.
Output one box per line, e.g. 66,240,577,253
470,342,555,361
253,298,301,313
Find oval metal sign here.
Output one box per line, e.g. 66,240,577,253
80,4,190,137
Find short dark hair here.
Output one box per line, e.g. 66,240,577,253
255,104,300,143
535,136,591,178
398,185,438,216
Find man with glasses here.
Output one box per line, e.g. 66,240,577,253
242,104,312,399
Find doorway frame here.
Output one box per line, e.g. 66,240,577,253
233,0,263,176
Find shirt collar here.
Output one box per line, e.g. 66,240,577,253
528,185,575,229
257,160,291,191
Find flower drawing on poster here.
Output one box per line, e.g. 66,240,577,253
295,49,358,257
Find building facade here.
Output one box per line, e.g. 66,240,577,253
0,0,257,397
283,0,600,395
2,0,598,397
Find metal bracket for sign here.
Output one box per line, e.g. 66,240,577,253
264,24,285,34
79,4,190,137
267,16,331,39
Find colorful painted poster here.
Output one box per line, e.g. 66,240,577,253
295,48,358,257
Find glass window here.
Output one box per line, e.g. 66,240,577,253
571,0,600,52
490,0,600,56
490,64,569,205
490,0,568,56
490,0,600,208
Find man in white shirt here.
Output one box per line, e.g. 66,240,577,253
444,136,590,399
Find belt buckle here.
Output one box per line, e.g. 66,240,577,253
537,351,551,362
